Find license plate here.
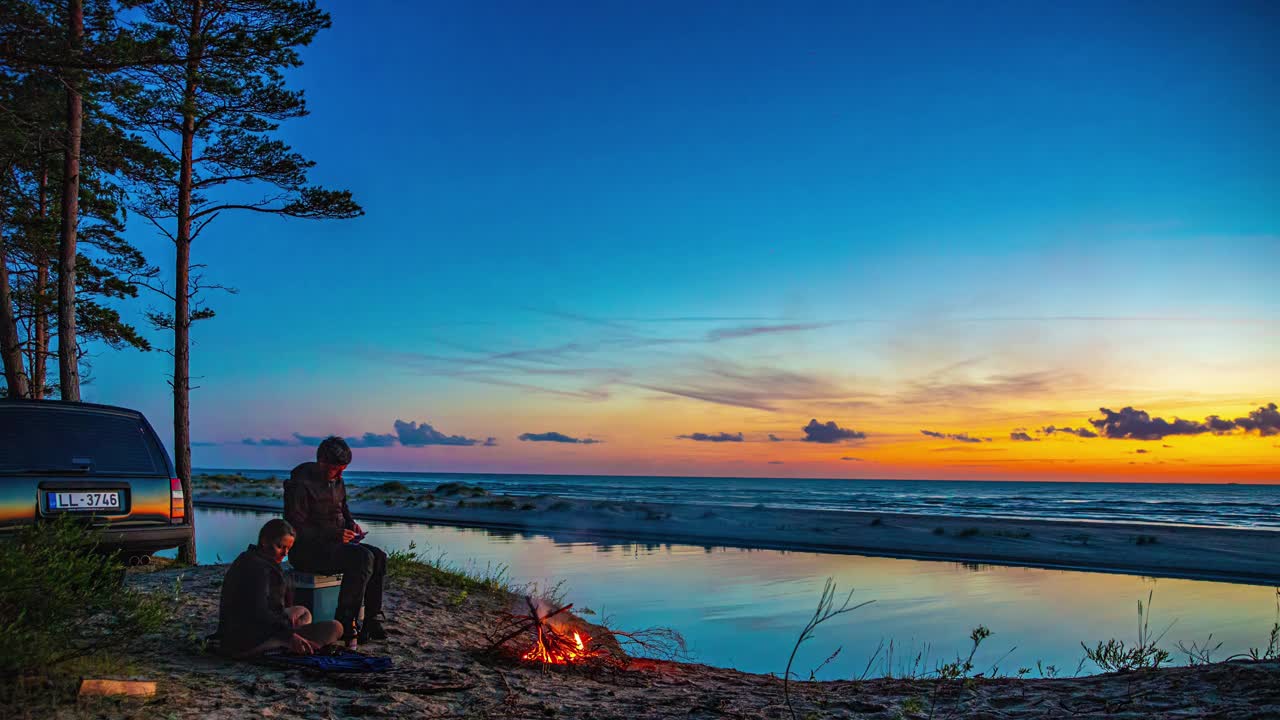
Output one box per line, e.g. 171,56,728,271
47,491,123,512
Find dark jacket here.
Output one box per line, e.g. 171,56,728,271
284,461,354,545
217,545,294,655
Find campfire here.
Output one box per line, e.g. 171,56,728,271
489,597,623,669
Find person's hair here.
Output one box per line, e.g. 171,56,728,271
316,435,352,466
258,518,295,546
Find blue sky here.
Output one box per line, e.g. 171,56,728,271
84,1,1278,479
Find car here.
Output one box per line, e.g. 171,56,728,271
0,399,193,560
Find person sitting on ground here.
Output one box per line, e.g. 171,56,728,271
284,435,388,646
216,518,343,657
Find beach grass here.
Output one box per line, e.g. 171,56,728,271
386,541,514,596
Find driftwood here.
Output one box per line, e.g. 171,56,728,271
78,678,157,697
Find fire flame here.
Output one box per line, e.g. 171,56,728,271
522,627,593,665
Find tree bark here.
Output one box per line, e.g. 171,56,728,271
0,229,30,398
56,0,84,402
173,0,202,565
33,254,49,400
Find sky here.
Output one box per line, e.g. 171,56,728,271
84,1,1279,482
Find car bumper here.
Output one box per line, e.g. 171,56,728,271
96,524,193,554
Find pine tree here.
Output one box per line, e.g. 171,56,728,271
1,40,165,398
124,0,362,562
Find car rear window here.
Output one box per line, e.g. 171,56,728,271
0,404,169,475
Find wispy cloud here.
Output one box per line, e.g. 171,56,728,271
768,434,785,442
677,432,745,442
1040,425,1099,438
920,430,988,443
1010,431,1037,442
242,437,294,447
840,456,863,461
518,431,602,444
706,323,830,342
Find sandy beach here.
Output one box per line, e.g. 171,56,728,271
193,475,1280,585
25,562,1267,720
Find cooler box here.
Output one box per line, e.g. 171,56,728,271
287,569,362,623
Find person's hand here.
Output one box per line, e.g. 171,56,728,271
352,522,364,535
289,633,317,655
341,529,357,543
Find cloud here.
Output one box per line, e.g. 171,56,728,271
677,432,745,442
1205,415,1237,433
191,441,219,447
768,460,785,465
1087,402,1279,440
518,431,601,444
802,419,866,443
768,434,785,442
920,430,986,443
840,456,863,461
1040,425,1099,438
345,433,398,448
394,419,485,446
1089,407,1210,440
242,437,294,447
899,370,1080,406
706,323,830,342
1010,432,1037,442
483,437,498,447
1234,402,1280,436
290,432,397,449
636,362,848,412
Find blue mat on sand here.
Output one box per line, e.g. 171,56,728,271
262,648,393,673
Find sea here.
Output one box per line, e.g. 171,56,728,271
195,469,1280,529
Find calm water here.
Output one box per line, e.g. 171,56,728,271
167,507,1280,680
198,468,1280,528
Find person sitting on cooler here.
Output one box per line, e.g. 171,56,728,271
283,436,387,645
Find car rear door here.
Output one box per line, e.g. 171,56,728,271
0,402,176,535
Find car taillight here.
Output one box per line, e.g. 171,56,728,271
170,478,185,523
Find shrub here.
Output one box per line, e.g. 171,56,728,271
0,518,171,677
366,480,411,495
433,482,489,497
1081,591,1172,672
954,527,981,538
1134,534,1158,545
869,517,883,526
932,527,946,536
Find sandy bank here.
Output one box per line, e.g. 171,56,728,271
192,479,1280,586
59,564,1269,720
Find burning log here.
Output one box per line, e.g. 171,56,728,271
487,596,626,669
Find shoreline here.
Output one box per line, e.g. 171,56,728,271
193,484,1280,586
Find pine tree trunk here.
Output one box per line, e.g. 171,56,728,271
0,230,30,398
56,0,84,402
33,256,49,399
173,0,202,565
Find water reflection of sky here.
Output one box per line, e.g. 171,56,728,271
168,508,1279,680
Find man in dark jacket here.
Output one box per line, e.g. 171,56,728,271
284,436,388,644
217,519,342,657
